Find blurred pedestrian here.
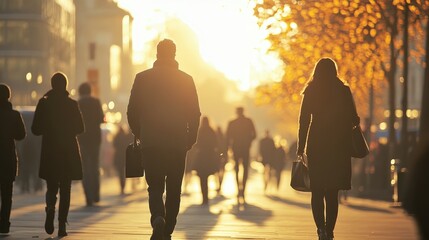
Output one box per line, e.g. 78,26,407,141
297,58,360,240
194,116,219,205
127,39,201,240
113,125,133,195
226,106,256,205
215,126,228,194
32,72,84,237
0,84,26,235
259,129,276,193
77,82,104,206
273,143,286,191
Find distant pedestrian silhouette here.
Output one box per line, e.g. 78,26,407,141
32,72,84,237
0,84,26,235
215,126,228,194
113,125,133,195
259,129,276,192
194,116,219,205
273,143,286,191
77,82,104,206
226,107,256,205
127,39,201,240
297,58,360,240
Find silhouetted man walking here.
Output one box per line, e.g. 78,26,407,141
77,83,104,206
127,39,200,240
0,84,26,235
226,107,256,205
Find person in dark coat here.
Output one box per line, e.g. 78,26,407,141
32,72,84,237
77,82,104,206
226,106,256,205
259,129,276,192
127,39,200,240
403,137,429,240
113,125,133,195
297,58,359,240
0,84,26,235
194,116,219,205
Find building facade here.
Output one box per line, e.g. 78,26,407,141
74,0,133,123
0,0,75,106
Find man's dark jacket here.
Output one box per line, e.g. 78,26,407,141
78,96,104,146
127,59,201,151
32,90,84,180
0,101,26,182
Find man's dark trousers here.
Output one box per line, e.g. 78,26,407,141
143,147,187,235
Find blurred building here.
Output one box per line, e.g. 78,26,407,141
0,0,75,106
74,0,133,124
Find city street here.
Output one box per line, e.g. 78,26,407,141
3,165,419,240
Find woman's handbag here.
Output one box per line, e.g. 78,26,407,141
125,137,144,178
290,155,311,192
351,125,369,158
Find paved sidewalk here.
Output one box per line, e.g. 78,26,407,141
2,166,419,240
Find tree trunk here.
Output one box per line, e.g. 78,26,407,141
400,3,409,167
420,18,429,142
388,9,399,160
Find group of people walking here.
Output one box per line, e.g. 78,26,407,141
0,73,104,237
1,38,362,240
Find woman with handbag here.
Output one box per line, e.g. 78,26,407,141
297,58,360,240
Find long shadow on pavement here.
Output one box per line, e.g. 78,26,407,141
179,203,220,239
266,195,311,209
343,203,394,214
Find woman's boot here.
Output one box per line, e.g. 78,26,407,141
44,207,55,234
317,228,327,240
58,221,67,237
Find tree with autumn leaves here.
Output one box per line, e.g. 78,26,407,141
254,0,428,161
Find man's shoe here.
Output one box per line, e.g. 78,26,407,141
45,207,55,234
151,216,165,240
58,221,68,237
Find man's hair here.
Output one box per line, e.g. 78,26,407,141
51,72,68,90
79,82,91,96
157,39,176,59
0,83,11,101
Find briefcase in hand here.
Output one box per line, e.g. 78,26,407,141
125,137,144,178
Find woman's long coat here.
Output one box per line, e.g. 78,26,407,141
194,126,219,177
0,101,26,182
297,79,359,190
31,90,84,181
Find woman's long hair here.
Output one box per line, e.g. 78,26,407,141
302,58,343,94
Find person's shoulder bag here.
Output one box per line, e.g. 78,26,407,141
290,154,311,192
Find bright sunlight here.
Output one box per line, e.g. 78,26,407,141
116,0,284,92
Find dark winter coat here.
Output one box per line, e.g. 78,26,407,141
127,59,201,151
77,96,104,147
259,136,276,165
0,101,26,182
31,90,84,181
194,125,219,176
226,116,256,151
297,79,359,190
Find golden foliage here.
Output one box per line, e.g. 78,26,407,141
253,0,426,122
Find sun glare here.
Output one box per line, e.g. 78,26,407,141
116,0,284,91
